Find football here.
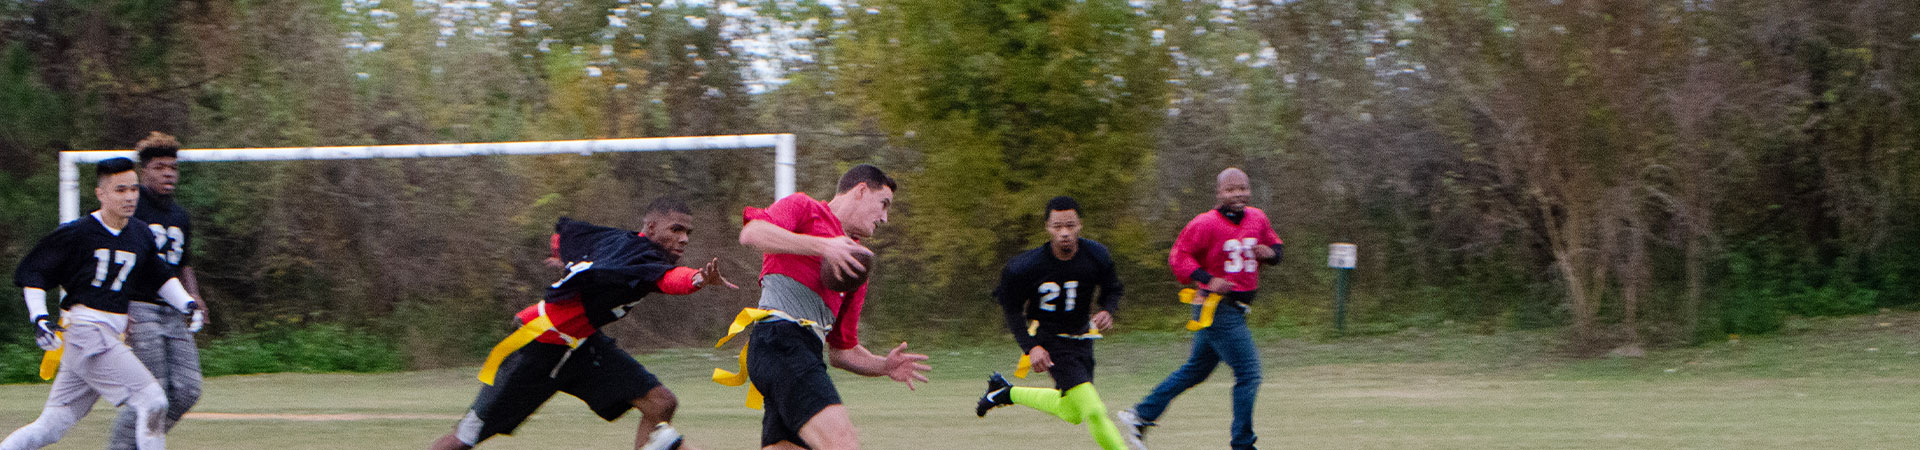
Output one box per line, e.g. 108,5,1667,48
822,247,874,292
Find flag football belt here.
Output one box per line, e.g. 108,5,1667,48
477,301,587,385
1180,288,1248,331
1012,320,1102,379
38,316,73,381
40,315,130,380
710,307,822,410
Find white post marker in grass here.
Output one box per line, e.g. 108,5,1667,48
1329,243,1357,334
58,134,798,223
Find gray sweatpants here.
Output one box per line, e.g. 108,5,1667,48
106,303,201,450
0,321,169,450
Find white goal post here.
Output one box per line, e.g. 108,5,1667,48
57,134,798,223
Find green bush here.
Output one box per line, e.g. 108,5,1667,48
200,324,404,376
1786,282,1878,317
1721,250,1787,335
0,343,43,384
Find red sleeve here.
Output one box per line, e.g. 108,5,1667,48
742,193,813,231
1169,217,1209,285
549,233,562,259
655,267,701,295
1257,210,1283,246
826,286,865,350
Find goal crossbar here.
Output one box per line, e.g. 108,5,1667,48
58,134,797,223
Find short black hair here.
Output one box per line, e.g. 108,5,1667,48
1045,195,1080,222
645,197,692,217
97,157,137,180
835,164,898,195
134,132,180,164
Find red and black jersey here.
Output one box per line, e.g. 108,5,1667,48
14,214,179,314
994,238,1124,353
1170,207,1284,293
515,217,680,345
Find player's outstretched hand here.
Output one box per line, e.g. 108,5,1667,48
1091,310,1114,331
884,342,931,390
32,315,62,351
1028,346,1053,373
698,257,740,289
818,236,868,279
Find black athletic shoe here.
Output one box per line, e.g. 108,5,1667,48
975,372,1014,417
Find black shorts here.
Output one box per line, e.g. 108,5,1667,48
462,333,662,443
1039,337,1096,392
748,320,842,448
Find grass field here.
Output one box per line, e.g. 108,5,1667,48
3,311,1917,449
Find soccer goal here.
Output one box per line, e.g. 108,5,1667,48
55,134,798,223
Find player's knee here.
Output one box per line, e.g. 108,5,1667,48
173,379,203,405
127,386,169,435
637,387,678,420
128,384,168,417
1234,369,1262,386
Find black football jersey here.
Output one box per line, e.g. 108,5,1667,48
134,185,192,269
14,214,179,314
131,186,193,304
544,217,676,329
994,238,1124,350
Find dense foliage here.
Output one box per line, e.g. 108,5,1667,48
1,0,1914,368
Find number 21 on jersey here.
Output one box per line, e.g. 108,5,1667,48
1222,237,1260,274
1038,281,1079,312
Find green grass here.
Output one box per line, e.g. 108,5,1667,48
2,311,1917,449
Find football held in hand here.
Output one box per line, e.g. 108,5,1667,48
823,247,874,292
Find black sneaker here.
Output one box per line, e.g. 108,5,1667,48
1115,408,1155,450
975,372,1014,417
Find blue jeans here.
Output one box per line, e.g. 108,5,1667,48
1135,301,1260,449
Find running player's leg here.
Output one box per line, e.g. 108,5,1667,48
1064,384,1125,450
1132,328,1222,422
0,356,101,450
429,344,566,450
749,322,849,450
61,322,167,449
109,303,182,449
558,334,681,450
793,405,857,450
629,386,688,450
1211,307,1261,449
162,324,202,429
1007,339,1095,423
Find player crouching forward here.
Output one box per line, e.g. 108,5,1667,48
976,196,1129,450
429,198,738,450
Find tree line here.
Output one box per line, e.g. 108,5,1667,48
1,0,1914,366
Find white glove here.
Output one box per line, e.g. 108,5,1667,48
188,309,206,333
32,315,62,351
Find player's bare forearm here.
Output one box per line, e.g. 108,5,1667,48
181,266,204,304
828,345,888,376
832,343,931,389
738,220,827,256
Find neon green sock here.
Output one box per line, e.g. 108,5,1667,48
1065,384,1126,450
1009,387,1077,423
1009,384,1126,450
